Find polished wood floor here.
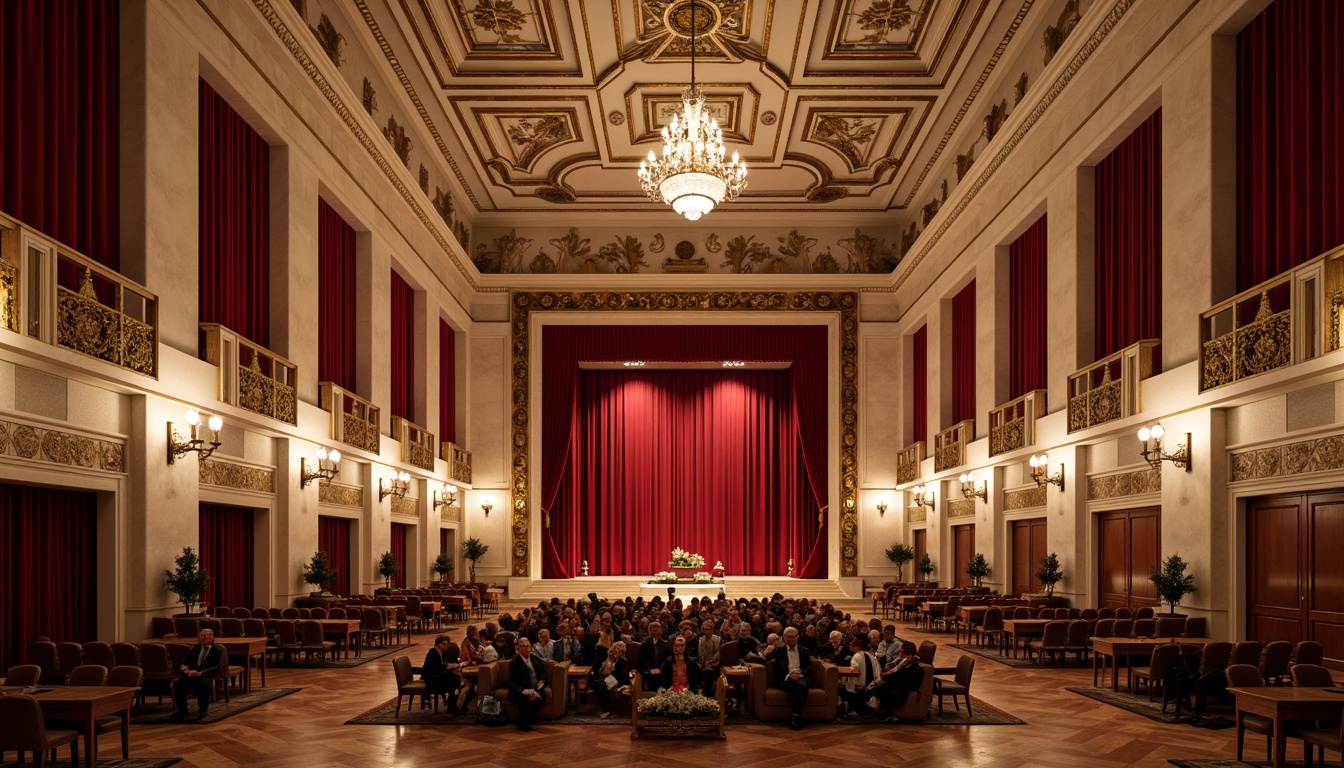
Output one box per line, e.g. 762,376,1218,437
120,601,1250,768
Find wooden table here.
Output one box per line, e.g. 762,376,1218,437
1,686,137,768
920,601,948,630
420,601,442,630
315,619,362,657
1227,686,1344,768
568,665,592,709
137,637,268,691
1090,637,1214,691
1001,619,1052,657
723,666,751,714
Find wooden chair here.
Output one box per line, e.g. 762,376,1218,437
1025,621,1069,664
272,621,302,666
392,655,430,717
0,695,80,767
281,608,301,620
1292,664,1341,766
299,620,337,664
174,618,200,637
111,643,140,669
1112,619,1133,639
1201,641,1234,671
297,608,313,619
1300,719,1344,768
310,607,328,619
137,643,173,704
1130,643,1181,710
81,642,115,668
213,607,233,619
1231,640,1265,667
1293,640,1325,667
1064,619,1091,663
328,608,346,619
241,618,267,638
1115,607,1132,619
361,609,390,649
1131,618,1157,638
97,667,142,758
5,665,42,686
974,607,1004,651
151,617,175,638
1261,641,1294,685
231,607,251,619
211,654,237,704
28,641,63,686
1225,663,1277,761
1097,607,1116,619
68,664,108,686
1133,606,1155,620
1291,664,1336,688
56,642,84,680
1154,616,1185,637
935,656,975,715
1182,617,1207,637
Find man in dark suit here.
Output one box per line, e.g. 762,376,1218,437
638,621,671,677
876,641,924,721
554,622,583,664
171,629,224,720
772,626,812,730
421,636,462,712
507,636,547,732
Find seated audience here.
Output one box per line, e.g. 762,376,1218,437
589,640,631,719
772,627,812,730
874,641,923,721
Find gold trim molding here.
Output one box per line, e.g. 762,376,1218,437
510,290,860,578
906,505,927,524
391,495,419,518
318,481,364,507
1086,466,1160,501
0,417,125,473
1230,434,1344,483
947,499,976,519
1003,485,1046,511
199,459,276,494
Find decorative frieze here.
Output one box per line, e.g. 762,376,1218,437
0,417,124,473
1004,485,1047,511
906,505,927,524
1086,467,1160,501
318,482,363,508
947,499,976,519
1230,434,1344,482
391,495,418,518
199,459,275,494
440,504,461,524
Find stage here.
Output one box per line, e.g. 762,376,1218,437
638,582,725,599
505,576,861,602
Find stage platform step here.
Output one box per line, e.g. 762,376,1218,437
508,577,857,604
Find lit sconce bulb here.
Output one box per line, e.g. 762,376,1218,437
1150,423,1165,440
317,447,328,461
1029,454,1041,468
207,415,223,432
1137,427,1150,442
185,409,200,427
329,450,341,463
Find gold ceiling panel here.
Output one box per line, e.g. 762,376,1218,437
473,109,584,175
447,0,559,55
803,108,909,174
824,0,937,57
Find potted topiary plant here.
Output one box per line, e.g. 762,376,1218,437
377,551,401,590
917,553,935,583
431,553,453,586
302,550,338,596
462,537,489,584
1149,553,1197,616
885,542,915,583
965,553,991,594
1035,552,1064,598
164,546,211,616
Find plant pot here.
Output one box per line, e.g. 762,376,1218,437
670,566,700,579
966,586,991,595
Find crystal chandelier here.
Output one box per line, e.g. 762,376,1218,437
636,0,747,221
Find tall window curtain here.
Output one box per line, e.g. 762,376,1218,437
199,79,270,347
0,482,97,670
440,319,456,444
0,0,120,269
198,504,254,609
541,326,828,579
318,198,357,390
317,516,350,596
390,270,416,422
1237,0,1344,290
1095,110,1162,360
1009,215,1048,397
390,523,408,589
911,325,927,444
951,281,976,424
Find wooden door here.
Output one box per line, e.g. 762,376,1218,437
953,524,975,588
1012,518,1048,596
1097,508,1161,610
1248,492,1344,661
913,528,928,581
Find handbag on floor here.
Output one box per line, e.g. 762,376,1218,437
475,695,506,726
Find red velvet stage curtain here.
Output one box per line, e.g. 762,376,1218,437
317,516,350,596
199,80,270,347
1094,110,1162,360
951,280,976,424
911,325,927,444
390,523,408,589
318,198,357,390
0,482,97,671
198,503,254,609
440,319,456,444
541,325,828,579
0,0,120,269
390,270,415,422
1009,215,1048,398
1237,0,1344,290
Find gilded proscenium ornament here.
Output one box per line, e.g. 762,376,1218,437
510,291,861,578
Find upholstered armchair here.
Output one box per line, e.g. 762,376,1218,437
478,658,570,721
890,662,936,721
747,660,839,722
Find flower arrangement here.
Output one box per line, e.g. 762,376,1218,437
653,571,678,583
637,689,720,720
669,548,706,569
693,572,712,583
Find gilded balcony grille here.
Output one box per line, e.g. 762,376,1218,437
933,420,973,473
442,441,473,486
394,416,436,472
0,257,16,332
897,442,924,485
320,382,382,454
1066,339,1160,433
200,324,298,425
988,389,1046,457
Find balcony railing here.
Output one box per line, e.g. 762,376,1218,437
393,415,436,472
200,324,298,425
1067,339,1160,433
319,382,382,454
442,441,473,486
933,420,973,472
897,442,924,485
988,389,1046,457
1200,245,1344,392
0,216,158,377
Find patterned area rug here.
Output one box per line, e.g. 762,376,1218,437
346,696,1024,727
1066,686,1235,729
272,643,412,669
0,761,181,767
1168,761,1309,767
949,643,1088,669
132,687,300,725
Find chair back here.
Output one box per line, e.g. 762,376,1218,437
1133,606,1155,620
1290,663,1335,687
242,618,267,637
1132,618,1157,637
56,642,84,675
1055,608,1071,620
328,608,346,619
269,608,285,618
1147,643,1182,678
1293,640,1325,667
917,640,936,666
276,621,299,646
165,643,189,672
1231,640,1265,666
199,619,223,635
406,596,423,615
1224,663,1263,688
220,618,244,637
1080,608,1099,621
1066,620,1090,646
1201,641,1233,670
281,608,301,620
1097,607,1116,619
1260,640,1294,680
231,607,251,619
392,655,413,688
1092,618,1115,638
1115,607,1132,619
68,664,108,686
111,643,141,668
107,665,143,688
214,607,233,619
1067,608,1082,619
954,655,975,686
5,665,41,686
1043,620,1069,645
175,618,200,637
297,608,313,619
152,617,176,638
310,607,329,619
1012,607,1032,620
300,620,325,644
1154,616,1184,637
0,695,51,750
83,641,115,668
363,609,384,631
138,644,171,675
719,640,739,668
1112,619,1132,638
982,607,1004,631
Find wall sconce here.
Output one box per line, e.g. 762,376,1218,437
909,484,935,510
1137,423,1192,471
379,471,411,501
432,482,458,510
481,501,493,518
167,409,223,464
300,447,341,488
1028,454,1066,491
876,499,888,517
960,472,987,502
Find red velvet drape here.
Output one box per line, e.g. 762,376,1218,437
1237,0,1344,290
1009,215,1048,397
318,198,357,391
199,80,270,347
911,325,927,444
0,0,119,269
317,516,350,596
951,281,976,424
1095,110,1162,360
0,482,97,670
389,523,408,589
440,319,456,444
198,503,254,610
390,270,415,422
541,325,828,579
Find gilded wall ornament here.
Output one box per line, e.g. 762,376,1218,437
319,482,363,507
310,13,345,67
838,229,894,273
1230,434,1344,483
418,164,429,195
0,258,16,332
56,268,157,377
0,417,124,473
1004,485,1046,511
503,115,573,170
1086,467,1160,501
982,99,1009,141
391,495,418,517
955,147,975,181
598,236,647,273
777,231,818,272
906,505,927,524
720,235,770,273
548,228,592,273
1042,0,1081,65
810,115,878,170
854,0,918,43
529,250,556,273
947,499,976,519
1014,72,1029,104
465,0,529,43
362,77,377,115
383,116,412,166
199,459,276,494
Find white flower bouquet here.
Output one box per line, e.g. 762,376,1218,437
637,689,720,720
693,571,712,583
653,571,678,583
669,547,706,569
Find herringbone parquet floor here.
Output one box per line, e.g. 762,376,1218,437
118,602,1250,768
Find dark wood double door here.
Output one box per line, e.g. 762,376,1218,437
1011,518,1048,596
953,524,975,589
1097,508,1161,610
1247,492,1344,662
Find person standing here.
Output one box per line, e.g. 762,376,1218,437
508,637,547,732
772,626,812,730
170,629,224,720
